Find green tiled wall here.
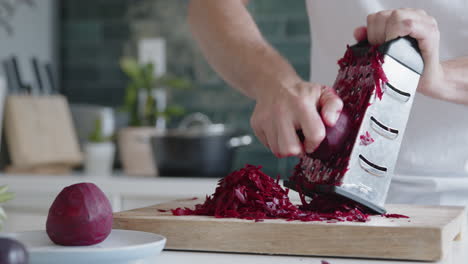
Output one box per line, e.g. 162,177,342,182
60,0,310,177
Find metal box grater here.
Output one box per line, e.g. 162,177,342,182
285,37,424,214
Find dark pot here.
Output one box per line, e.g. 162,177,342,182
150,113,252,177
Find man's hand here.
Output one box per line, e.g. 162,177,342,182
354,8,445,100
250,80,343,158
188,0,344,157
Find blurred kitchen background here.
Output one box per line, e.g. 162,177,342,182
0,0,311,178
0,0,314,232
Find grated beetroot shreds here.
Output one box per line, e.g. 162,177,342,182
371,46,389,100
359,131,375,146
383,213,409,219
166,165,408,222
168,165,301,220
298,193,371,222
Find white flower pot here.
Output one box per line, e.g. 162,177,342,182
84,142,115,176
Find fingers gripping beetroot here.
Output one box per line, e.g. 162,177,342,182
296,108,352,161
46,183,113,246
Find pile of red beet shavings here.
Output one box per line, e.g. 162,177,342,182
298,192,371,222
164,165,408,222
168,164,300,221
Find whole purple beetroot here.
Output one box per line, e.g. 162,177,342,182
46,183,113,246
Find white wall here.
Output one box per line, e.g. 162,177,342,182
0,0,57,85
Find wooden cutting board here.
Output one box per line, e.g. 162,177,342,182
113,198,466,261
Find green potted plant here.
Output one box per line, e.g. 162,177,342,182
84,118,115,176
118,57,191,176
0,185,14,231
119,57,190,128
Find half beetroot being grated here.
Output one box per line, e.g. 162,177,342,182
167,165,407,222
291,45,388,187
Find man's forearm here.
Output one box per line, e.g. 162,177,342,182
441,57,468,105
188,0,301,100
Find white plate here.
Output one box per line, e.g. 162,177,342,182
2,229,166,264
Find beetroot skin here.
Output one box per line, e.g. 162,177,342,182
46,182,113,246
308,108,352,161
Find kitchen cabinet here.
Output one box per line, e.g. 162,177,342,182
0,173,218,232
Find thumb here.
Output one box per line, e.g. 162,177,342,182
318,86,343,127
353,26,367,42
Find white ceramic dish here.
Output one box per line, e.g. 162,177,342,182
2,229,166,264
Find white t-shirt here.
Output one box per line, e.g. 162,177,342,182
306,0,468,206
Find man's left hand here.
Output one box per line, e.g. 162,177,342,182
354,8,445,100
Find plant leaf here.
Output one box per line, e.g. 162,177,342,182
120,57,141,80
165,105,185,116
88,118,103,142
88,118,114,142
0,192,14,203
122,83,138,111
155,105,185,122
157,74,191,90
142,62,155,92
0,206,6,221
0,185,8,194
120,56,191,126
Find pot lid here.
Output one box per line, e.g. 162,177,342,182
169,112,228,137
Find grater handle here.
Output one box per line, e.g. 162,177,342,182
350,37,424,75
377,37,424,75
349,40,372,57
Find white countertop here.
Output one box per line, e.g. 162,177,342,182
0,173,302,211
158,238,467,264
1,172,466,263
0,172,219,198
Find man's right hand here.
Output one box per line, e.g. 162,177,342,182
250,80,343,158
188,0,342,157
